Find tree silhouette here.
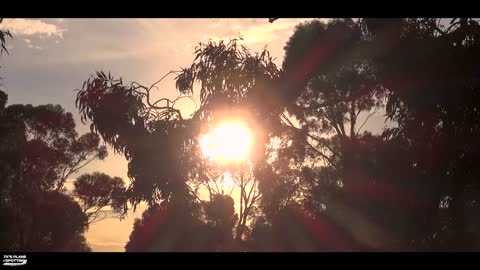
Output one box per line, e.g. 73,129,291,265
76,71,200,209
74,172,128,224
0,89,127,251
21,191,90,252
0,18,12,82
4,104,109,191
244,19,393,251
76,39,284,249
254,18,480,251
77,18,480,252
125,194,238,251
175,38,286,241
0,19,11,54
360,18,480,251
264,17,480,251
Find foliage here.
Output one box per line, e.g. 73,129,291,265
74,172,128,224
76,71,200,208
360,18,480,250
80,18,480,251
0,90,126,251
4,104,108,192
125,194,238,251
0,18,12,55
19,191,90,252
0,18,12,81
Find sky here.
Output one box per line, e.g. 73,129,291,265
0,18,386,251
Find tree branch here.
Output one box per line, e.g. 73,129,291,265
305,140,338,168
355,107,379,136
306,134,340,158
187,184,203,203
349,101,357,138
131,70,184,120
57,152,98,191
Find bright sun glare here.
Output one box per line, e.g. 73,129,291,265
199,122,253,163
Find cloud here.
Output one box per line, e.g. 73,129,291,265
27,45,42,50
25,39,42,50
0,19,65,38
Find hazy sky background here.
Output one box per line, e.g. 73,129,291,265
0,18,385,251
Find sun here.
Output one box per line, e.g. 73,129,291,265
199,121,253,163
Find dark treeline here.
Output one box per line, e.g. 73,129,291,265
1,18,480,252
0,19,128,251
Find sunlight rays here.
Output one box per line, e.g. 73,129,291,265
199,121,253,163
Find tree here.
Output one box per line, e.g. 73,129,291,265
0,18,11,54
78,18,480,251
0,20,127,251
0,90,126,251
21,191,90,252
203,194,237,248
257,18,480,251
189,159,262,242
359,18,480,251
125,201,204,252
280,18,383,166
74,172,128,224
125,193,238,251
76,39,284,247
175,38,284,240
76,71,200,209
253,19,390,250
0,18,12,81
271,17,480,251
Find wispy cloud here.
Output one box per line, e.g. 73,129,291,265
28,45,42,50
25,39,42,50
0,19,65,38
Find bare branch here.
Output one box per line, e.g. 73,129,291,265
213,177,221,194
131,70,184,120
227,183,235,196
187,185,203,203
281,113,300,130
203,179,214,201
445,19,461,34
305,140,338,168
349,101,357,138
85,205,113,225
356,107,379,136
57,152,90,191
419,19,446,36
150,70,180,90
307,134,341,159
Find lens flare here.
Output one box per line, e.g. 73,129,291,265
199,122,253,163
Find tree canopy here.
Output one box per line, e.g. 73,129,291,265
3,18,480,252
0,91,127,251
